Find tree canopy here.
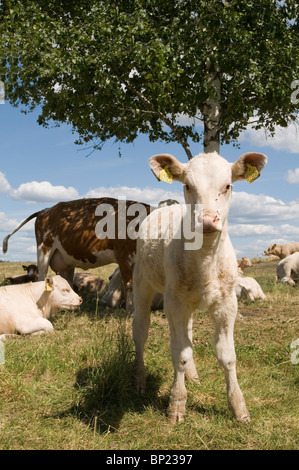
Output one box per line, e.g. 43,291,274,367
1,0,298,159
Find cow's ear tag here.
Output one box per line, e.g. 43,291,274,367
159,165,173,184
245,163,260,183
45,282,53,292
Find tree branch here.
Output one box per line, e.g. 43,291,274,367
124,81,193,160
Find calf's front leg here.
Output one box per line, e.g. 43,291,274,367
166,299,196,423
210,297,250,423
132,283,155,393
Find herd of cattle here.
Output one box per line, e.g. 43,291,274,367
0,150,298,423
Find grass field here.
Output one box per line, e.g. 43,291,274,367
0,259,298,450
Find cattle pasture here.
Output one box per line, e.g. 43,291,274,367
0,259,298,450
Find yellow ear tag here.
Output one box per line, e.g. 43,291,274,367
159,165,173,184
45,282,53,292
245,163,260,183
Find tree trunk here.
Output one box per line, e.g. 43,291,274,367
203,64,221,154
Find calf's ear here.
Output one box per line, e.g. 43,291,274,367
231,152,267,183
149,154,187,184
45,277,54,292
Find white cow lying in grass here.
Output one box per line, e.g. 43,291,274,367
0,275,82,340
235,276,266,301
102,266,163,310
276,252,299,286
133,151,267,424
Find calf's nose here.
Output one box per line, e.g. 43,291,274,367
200,211,222,233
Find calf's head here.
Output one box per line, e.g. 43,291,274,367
45,275,82,312
23,264,38,278
263,244,277,256
150,151,267,235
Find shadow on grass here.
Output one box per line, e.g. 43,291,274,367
72,367,163,434
55,325,164,435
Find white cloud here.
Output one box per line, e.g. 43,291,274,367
85,185,184,206
11,181,79,203
239,122,299,154
0,172,12,194
285,168,299,184
229,223,299,238
0,212,19,232
230,191,299,223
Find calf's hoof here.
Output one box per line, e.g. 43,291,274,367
168,411,185,424
168,398,186,424
236,413,251,424
133,368,146,395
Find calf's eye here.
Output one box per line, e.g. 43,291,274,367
185,184,190,191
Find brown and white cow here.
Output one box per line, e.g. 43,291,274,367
132,151,267,423
73,272,107,294
0,275,82,339
2,198,152,312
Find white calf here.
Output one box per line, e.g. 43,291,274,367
235,276,266,301
237,257,252,274
133,151,267,423
0,275,82,339
276,252,299,286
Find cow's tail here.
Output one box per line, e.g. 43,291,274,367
2,210,46,254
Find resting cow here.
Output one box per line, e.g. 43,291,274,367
102,266,163,310
73,272,106,294
237,257,252,274
6,264,38,285
133,150,267,423
276,252,299,286
0,275,82,339
235,276,266,301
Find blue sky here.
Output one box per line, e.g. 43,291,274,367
0,101,298,262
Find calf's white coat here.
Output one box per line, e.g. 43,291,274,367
0,275,82,339
276,252,299,286
235,276,266,301
133,151,267,423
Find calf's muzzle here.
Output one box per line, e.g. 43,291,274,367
199,210,222,234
